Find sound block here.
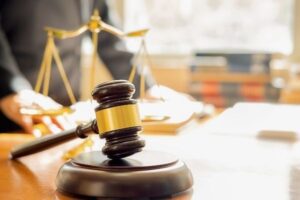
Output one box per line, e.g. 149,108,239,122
56,150,193,198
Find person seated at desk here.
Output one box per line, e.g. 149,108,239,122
0,0,158,133
0,0,194,134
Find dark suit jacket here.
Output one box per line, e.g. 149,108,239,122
0,0,155,131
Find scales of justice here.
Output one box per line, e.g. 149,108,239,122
10,10,193,199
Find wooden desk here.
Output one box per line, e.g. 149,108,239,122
0,118,298,200
0,134,81,200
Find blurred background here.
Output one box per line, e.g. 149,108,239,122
102,0,300,108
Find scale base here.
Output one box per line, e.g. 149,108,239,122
56,150,193,198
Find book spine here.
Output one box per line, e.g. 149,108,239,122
189,82,280,107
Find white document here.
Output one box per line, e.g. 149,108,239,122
204,102,300,140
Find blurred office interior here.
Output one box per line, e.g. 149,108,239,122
106,0,300,107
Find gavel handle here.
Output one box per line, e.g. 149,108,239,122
10,120,98,159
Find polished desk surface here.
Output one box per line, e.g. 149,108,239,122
1,117,300,200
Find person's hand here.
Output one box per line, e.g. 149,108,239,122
0,90,76,134
0,93,33,133
145,85,213,118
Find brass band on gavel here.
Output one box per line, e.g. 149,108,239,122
95,104,141,134
92,80,145,159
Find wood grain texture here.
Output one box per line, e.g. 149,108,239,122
0,134,81,200
0,134,191,200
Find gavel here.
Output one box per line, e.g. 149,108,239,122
10,80,145,159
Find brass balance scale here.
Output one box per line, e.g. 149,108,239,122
20,9,195,133
20,10,148,115
21,9,165,117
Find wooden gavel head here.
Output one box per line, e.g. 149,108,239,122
92,80,145,159
9,80,145,160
